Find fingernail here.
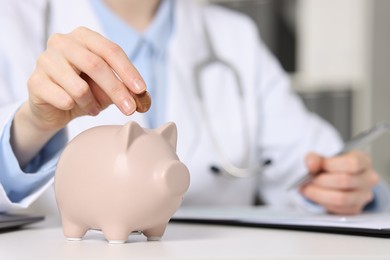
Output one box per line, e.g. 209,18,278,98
121,98,136,115
133,78,146,93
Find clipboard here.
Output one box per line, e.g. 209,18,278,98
171,206,390,238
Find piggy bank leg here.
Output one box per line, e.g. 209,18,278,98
102,225,130,244
143,223,167,241
62,218,88,241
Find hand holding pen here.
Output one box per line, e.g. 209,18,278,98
292,121,390,215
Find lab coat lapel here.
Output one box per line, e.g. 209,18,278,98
165,0,209,157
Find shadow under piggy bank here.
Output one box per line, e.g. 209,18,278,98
54,121,190,244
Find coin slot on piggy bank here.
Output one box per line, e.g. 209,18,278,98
54,121,190,243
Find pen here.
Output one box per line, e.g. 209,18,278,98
288,120,390,190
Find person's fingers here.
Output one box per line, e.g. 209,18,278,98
36,48,100,116
80,72,151,113
27,70,83,130
311,169,380,190
48,33,137,116
28,70,73,110
323,150,371,174
325,204,363,215
305,152,324,175
70,27,147,94
301,184,374,214
81,73,112,111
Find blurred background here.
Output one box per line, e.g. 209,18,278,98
209,0,390,182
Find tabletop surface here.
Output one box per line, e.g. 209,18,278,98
0,220,389,260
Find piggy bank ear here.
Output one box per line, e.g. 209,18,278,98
120,121,145,151
156,122,177,151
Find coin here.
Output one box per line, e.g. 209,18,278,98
132,91,152,113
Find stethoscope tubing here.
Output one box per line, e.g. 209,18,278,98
193,9,265,178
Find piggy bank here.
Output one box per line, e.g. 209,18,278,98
54,121,190,243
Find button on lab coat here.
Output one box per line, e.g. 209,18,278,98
0,0,342,215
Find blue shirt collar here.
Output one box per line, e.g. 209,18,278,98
90,0,173,60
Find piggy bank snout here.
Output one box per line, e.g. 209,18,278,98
161,161,190,196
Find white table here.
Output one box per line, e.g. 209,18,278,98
0,220,389,259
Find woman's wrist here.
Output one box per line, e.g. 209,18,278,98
10,102,60,167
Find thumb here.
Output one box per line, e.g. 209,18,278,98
305,152,324,175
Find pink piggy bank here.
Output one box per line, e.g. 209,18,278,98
54,121,190,243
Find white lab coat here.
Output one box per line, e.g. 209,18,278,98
0,0,343,218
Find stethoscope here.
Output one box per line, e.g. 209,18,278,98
193,11,269,178
42,0,269,178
